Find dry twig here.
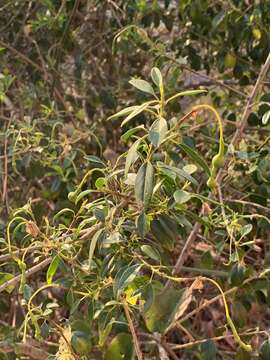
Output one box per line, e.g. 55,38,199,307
122,299,143,360
0,258,51,293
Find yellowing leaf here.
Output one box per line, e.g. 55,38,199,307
252,28,261,40
125,286,139,305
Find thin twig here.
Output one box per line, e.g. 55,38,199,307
231,52,270,145
167,329,266,350
177,272,263,325
0,341,49,359
170,222,201,278
161,340,179,360
0,245,42,262
178,286,236,325
225,198,270,213
79,196,130,240
2,95,17,209
122,299,143,360
0,39,77,127
165,52,247,97
0,258,51,293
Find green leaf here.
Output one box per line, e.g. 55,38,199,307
262,110,270,125
229,263,247,286
135,162,155,207
150,214,178,250
84,155,106,167
136,211,147,238
183,164,197,174
121,101,157,127
151,67,163,89
107,106,140,121
201,340,217,360
141,245,160,262
125,138,141,175
0,272,14,293
240,224,253,238
105,333,134,360
71,331,91,355
178,143,211,176
23,284,33,301
166,89,207,104
175,214,192,228
47,255,61,285
129,78,156,96
102,232,124,246
259,339,270,360
121,125,146,142
144,287,186,333
99,319,115,347
114,264,141,298
75,189,93,205
158,162,198,186
93,207,106,222
148,117,168,147
89,229,104,266
95,177,107,189
212,10,226,28
53,208,75,222
174,190,191,204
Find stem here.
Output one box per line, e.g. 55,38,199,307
168,329,265,350
204,277,252,352
122,299,143,360
192,104,224,158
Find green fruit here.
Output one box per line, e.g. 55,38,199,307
212,153,224,169
71,331,91,355
229,263,246,286
259,339,270,360
224,53,236,69
105,333,134,360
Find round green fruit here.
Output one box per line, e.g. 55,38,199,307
71,331,91,355
224,53,236,69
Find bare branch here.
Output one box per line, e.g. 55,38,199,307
0,258,51,293
122,299,143,360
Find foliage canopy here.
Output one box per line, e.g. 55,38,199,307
0,1,270,359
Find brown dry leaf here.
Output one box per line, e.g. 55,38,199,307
173,287,193,322
202,202,212,215
195,242,216,257
56,326,75,360
25,221,40,238
192,277,204,290
166,278,203,333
